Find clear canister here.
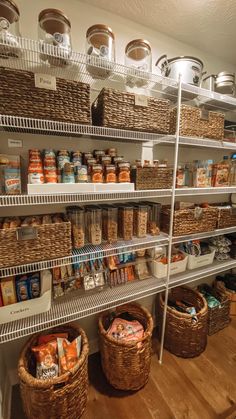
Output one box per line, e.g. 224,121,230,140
66,206,85,249
118,204,133,241
102,204,118,243
0,0,21,58
133,204,148,238
38,8,72,67
143,201,161,236
86,24,115,79
86,205,102,245
125,39,152,88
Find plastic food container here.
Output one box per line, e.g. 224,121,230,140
86,205,102,245
102,205,118,243
0,0,21,58
125,39,152,88
133,204,148,238
118,204,133,241
152,254,188,279
86,24,115,79
185,249,215,270
144,202,161,236
38,8,72,67
67,206,85,249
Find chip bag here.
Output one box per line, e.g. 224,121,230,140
32,340,59,380
58,336,82,375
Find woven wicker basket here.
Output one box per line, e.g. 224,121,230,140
198,286,230,335
217,206,236,228
0,67,91,124
170,104,224,140
18,324,89,419
214,280,236,316
157,286,208,358
161,205,219,236
131,167,173,190
98,302,153,390
92,87,170,133
0,218,71,268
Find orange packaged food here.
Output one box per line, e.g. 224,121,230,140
58,336,82,375
32,340,59,380
38,333,68,345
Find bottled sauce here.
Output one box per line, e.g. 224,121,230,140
105,165,116,183
91,164,103,183
118,162,130,183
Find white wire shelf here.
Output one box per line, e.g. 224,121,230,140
172,226,236,244
0,234,169,278
175,186,236,196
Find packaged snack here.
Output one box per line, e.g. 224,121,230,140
58,336,82,374
83,274,95,290
28,272,40,299
53,283,64,299
0,154,21,195
107,318,144,342
32,340,59,380
38,333,68,345
0,277,17,306
60,266,68,281
52,267,61,283
15,275,30,302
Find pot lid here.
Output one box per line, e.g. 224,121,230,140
125,39,151,53
86,24,114,40
217,71,235,77
164,55,204,67
38,9,71,29
1,0,20,16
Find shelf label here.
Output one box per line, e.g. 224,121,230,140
8,139,23,148
135,94,148,107
200,109,209,121
35,74,57,91
17,227,38,241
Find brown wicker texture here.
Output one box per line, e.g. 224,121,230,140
18,324,89,419
98,302,153,391
0,220,71,268
92,87,170,133
214,280,236,316
199,288,231,335
217,206,236,228
0,67,91,124
170,104,224,140
157,286,208,358
131,167,173,190
161,206,219,236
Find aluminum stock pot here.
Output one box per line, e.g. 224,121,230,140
156,54,204,86
215,71,235,95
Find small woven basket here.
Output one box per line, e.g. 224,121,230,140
157,286,208,358
198,285,230,335
161,206,219,236
98,302,153,391
18,324,89,419
170,104,224,140
217,206,236,228
0,67,91,124
131,167,173,190
92,87,170,133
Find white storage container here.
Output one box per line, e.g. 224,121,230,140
185,249,215,270
0,270,52,324
151,254,188,279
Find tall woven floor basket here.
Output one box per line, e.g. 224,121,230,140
18,324,89,419
157,286,208,358
98,302,153,391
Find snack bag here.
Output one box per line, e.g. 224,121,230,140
32,340,59,380
58,336,82,375
38,333,68,345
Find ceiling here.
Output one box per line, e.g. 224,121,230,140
80,0,236,66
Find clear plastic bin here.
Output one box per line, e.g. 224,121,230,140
133,204,148,238
86,205,102,245
118,204,133,241
66,206,85,249
102,205,118,243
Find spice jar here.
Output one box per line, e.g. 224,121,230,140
0,0,21,59
75,165,88,183
118,204,133,241
133,204,148,238
62,162,75,183
125,39,152,88
118,162,130,183
86,24,115,79
86,205,102,245
105,164,116,183
102,205,118,243
92,164,103,183
38,8,72,67
67,206,85,249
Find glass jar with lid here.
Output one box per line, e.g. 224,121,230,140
86,24,115,79
66,206,85,249
102,204,118,243
38,8,72,67
0,0,21,59
118,162,131,183
105,164,116,183
125,39,152,88
86,205,102,245
91,164,103,183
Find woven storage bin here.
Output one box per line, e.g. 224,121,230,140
98,302,153,390
0,218,71,268
161,205,218,236
214,280,236,316
157,286,208,358
0,67,91,124
198,287,230,335
92,87,170,133
18,324,89,419
217,206,236,228
170,105,224,140
131,167,173,190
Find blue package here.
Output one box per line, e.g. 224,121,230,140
28,272,40,299
15,275,30,302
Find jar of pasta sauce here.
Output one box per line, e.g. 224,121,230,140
92,164,103,183
118,162,130,183
105,164,116,183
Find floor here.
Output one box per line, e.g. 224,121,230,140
11,319,236,419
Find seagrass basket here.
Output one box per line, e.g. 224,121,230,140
161,205,219,236
18,324,89,419
157,286,208,358
92,87,170,133
131,167,173,190
98,302,153,390
170,104,224,140
198,285,230,335
217,205,236,228
0,67,91,124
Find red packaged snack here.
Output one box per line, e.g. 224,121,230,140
38,333,68,345
58,336,81,375
32,340,59,380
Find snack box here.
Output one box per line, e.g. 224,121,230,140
0,154,22,195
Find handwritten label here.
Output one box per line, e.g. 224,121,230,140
35,74,57,91
17,227,38,241
135,94,148,107
8,139,23,148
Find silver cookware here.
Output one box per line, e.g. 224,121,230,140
201,74,216,91
215,71,235,95
155,54,205,86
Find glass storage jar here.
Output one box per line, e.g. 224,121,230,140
125,39,152,88
86,205,102,245
86,24,115,79
0,0,21,59
133,204,148,238
67,206,85,249
118,204,133,241
102,205,118,243
105,164,116,183
38,8,72,67
91,164,103,183
118,162,131,183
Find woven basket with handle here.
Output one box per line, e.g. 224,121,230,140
98,302,153,391
18,324,89,419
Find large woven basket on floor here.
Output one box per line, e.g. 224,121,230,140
198,285,230,335
92,87,170,133
98,302,153,391
0,67,91,124
18,324,89,419
131,166,173,190
157,286,208,358
170,104,224,140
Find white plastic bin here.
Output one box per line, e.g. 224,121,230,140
185,249,215,270
151,254,188,279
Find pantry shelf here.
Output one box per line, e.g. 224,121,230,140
0,234,169,278
172,225,236,244
175,186,236,196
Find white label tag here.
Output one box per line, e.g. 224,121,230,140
135,94,148,107
8,139,23,148
17,227,38,241
35,74,57,91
